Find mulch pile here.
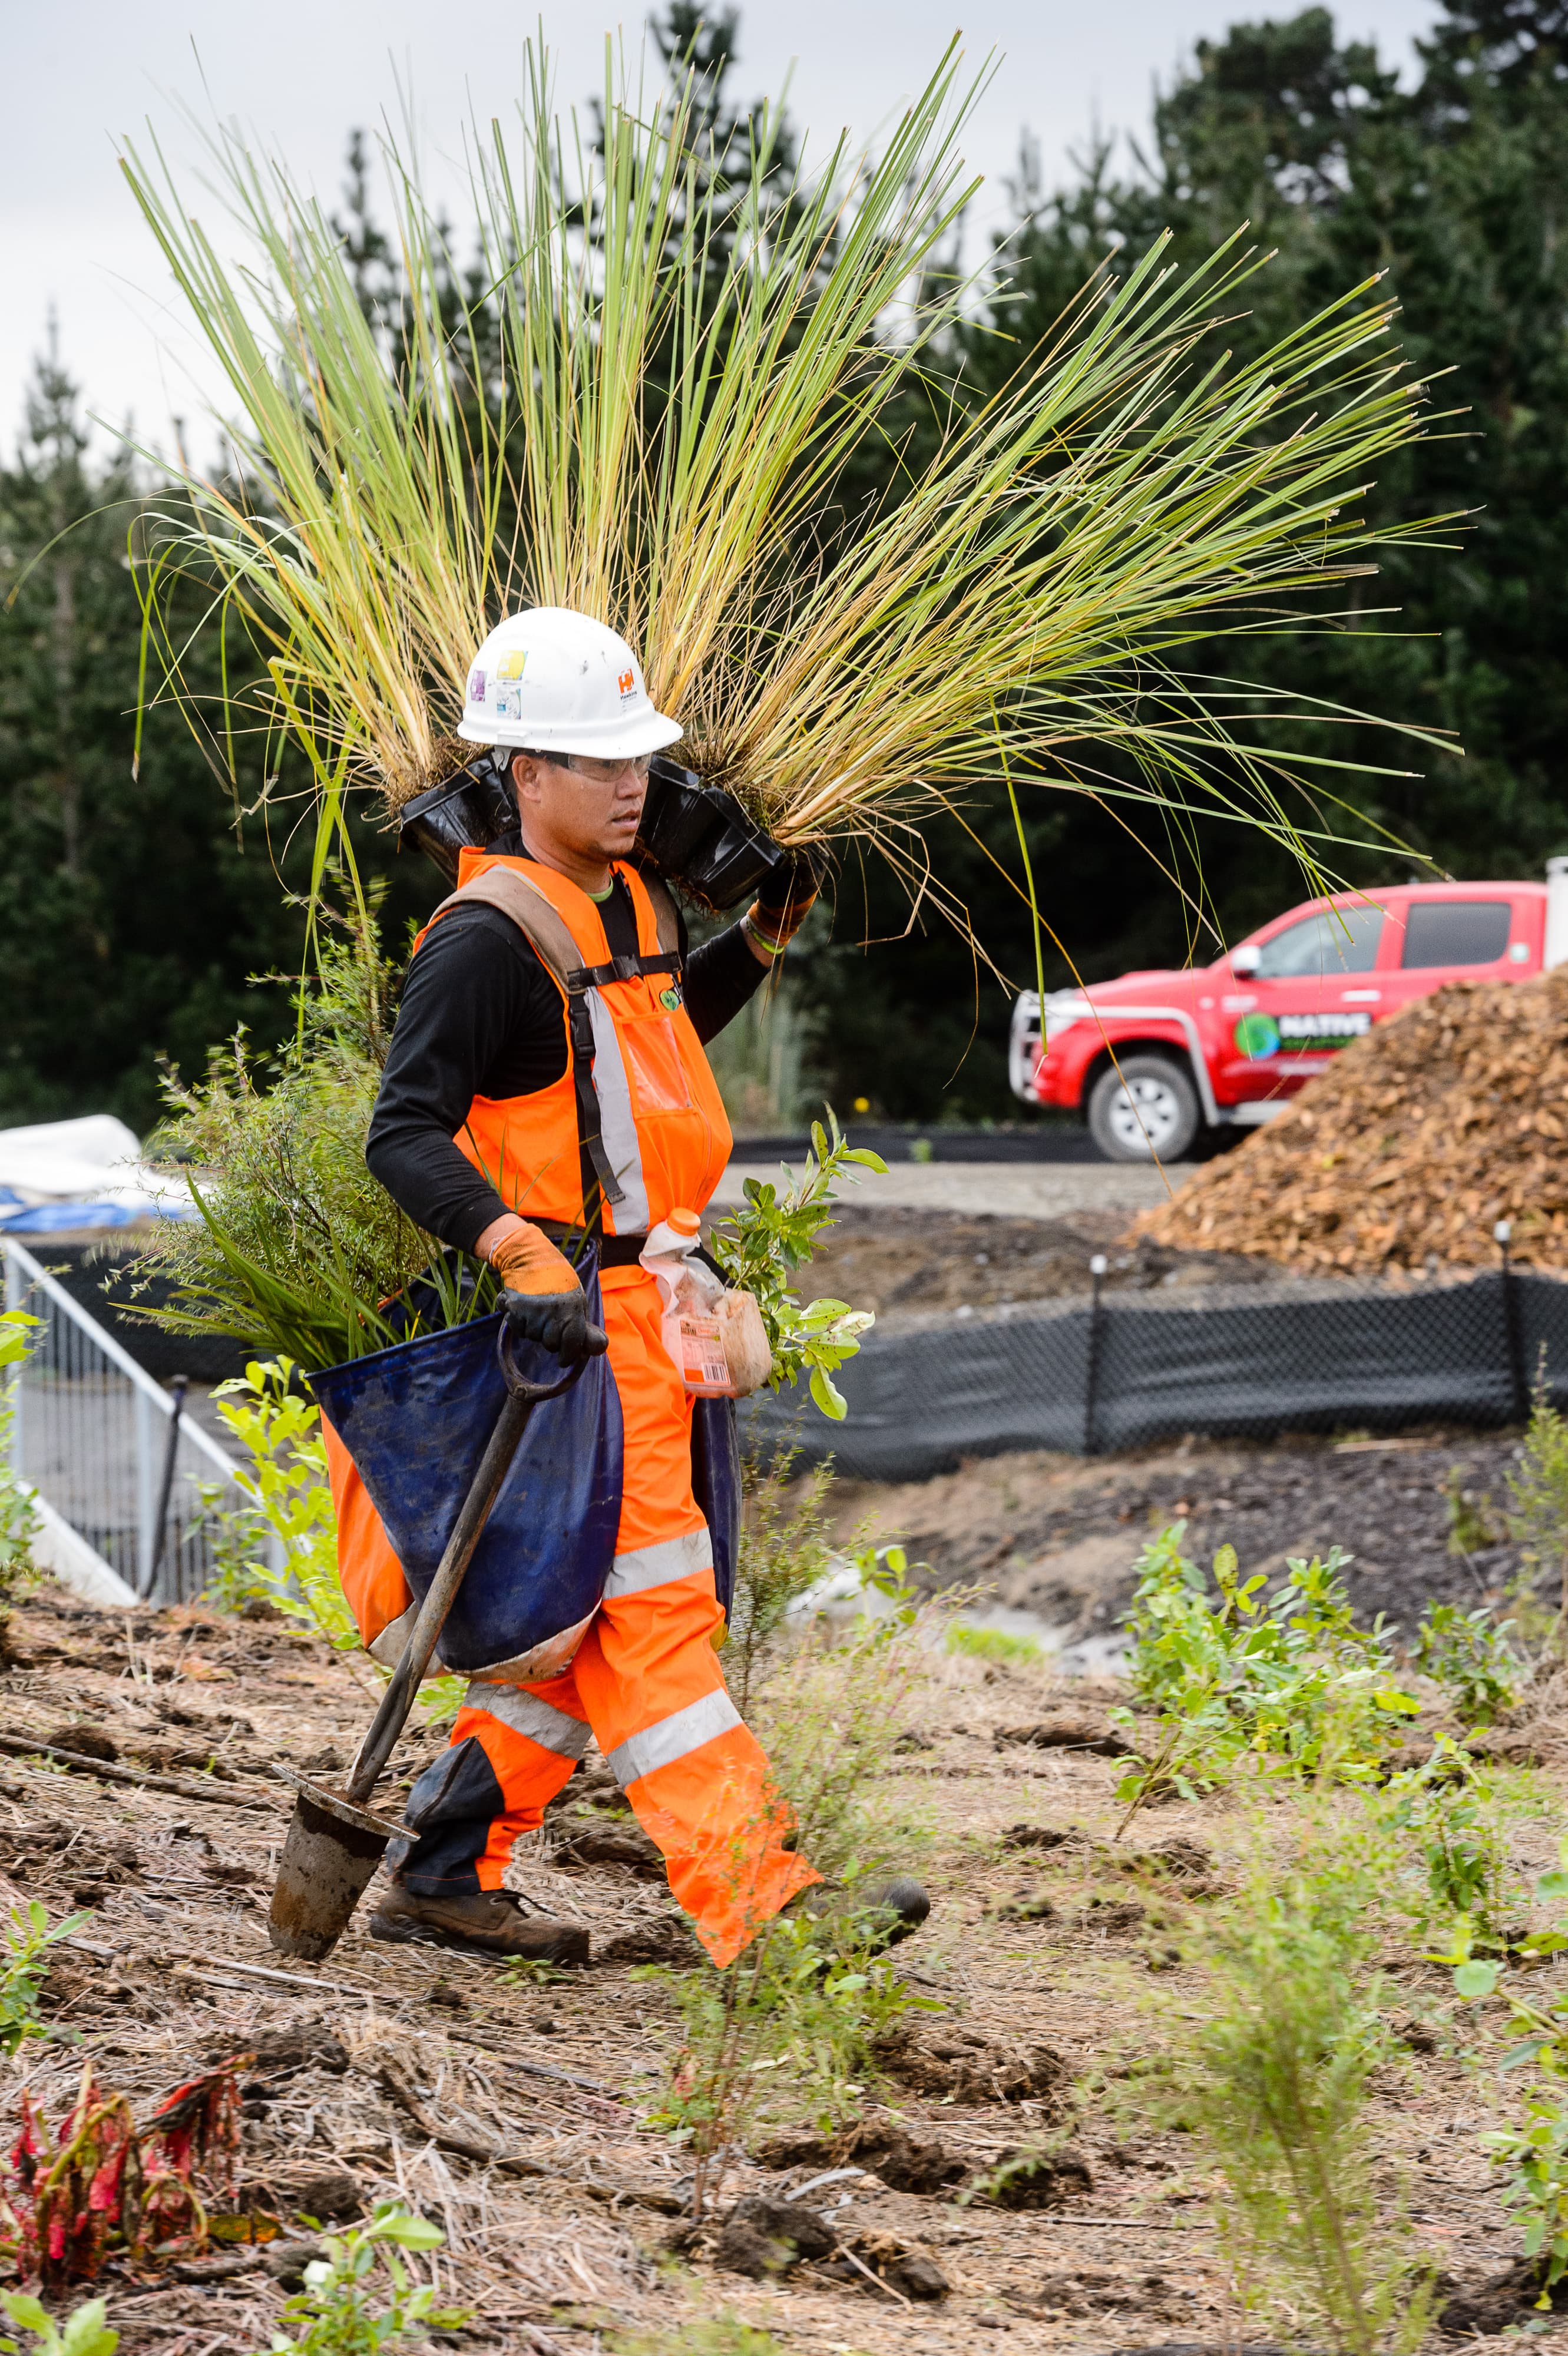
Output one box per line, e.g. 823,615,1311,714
1133,966,1568,1276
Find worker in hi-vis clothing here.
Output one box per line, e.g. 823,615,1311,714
333,607,931,1969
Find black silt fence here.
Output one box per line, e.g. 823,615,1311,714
742,1265,1568,1484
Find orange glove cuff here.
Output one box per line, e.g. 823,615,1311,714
487,1222,583,1298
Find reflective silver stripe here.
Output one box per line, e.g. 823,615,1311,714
459,1683,591,1758
585,987,651,1232
607,1689,742,1788
606,1528,713,1600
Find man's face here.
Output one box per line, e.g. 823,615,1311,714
511,752,647,863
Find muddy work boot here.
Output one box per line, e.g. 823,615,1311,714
369,1883,590,1965
785,1875,931,1955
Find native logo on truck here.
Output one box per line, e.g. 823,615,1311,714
1233,1011,1374,1060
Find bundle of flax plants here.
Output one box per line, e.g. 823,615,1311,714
124,35,1453,884
118,35,1455,1356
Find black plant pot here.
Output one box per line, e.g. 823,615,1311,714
401,750,782,909
398,764,515,884
636,756,780,909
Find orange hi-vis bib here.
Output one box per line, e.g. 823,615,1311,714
416,851,733,1235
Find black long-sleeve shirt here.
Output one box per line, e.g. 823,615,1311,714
366,851,764,1251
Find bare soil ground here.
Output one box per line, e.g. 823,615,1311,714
1,1581,1556,2353
778,1206,1279,1330
826,1423,1530,1647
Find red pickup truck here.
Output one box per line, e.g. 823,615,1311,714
1011,869,1568,1162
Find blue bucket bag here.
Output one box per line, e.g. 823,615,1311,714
309,1253,623,1680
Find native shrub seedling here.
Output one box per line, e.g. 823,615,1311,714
1413,1601,1521,1726
1444,1467,1503,1558
1509,1372,1568,1643
0,2294,117,2356
727,1449,835,1715
710,1113,884,1418
1113,1527,1418,1831
1187,1872,1432,2354
264,2204,467,2356
1478,2094,1568,2307
1378,1739,1513,1939
0,1311,42,1602
0,1903,86,2060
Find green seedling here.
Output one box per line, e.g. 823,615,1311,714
499,1955,567,1989
264,2203,468,2356
1509,1369,1568,1643
0,1310,42,1599
1444,1467,1503,1557
1,1902,88,2059
726,1450,835,1715
1188,1872,1433,2354
1413,1601,1521,1726
1379,1738,1513,1937
1440,1850,1568,2306
644,1586,941,2214
200,1358,357,1645
710,1113,885,1419
0,2296,117,2356
1112,1527,1419,1832
1480,2094,1568,2308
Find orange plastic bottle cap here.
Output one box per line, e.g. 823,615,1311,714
667,1207,701,1236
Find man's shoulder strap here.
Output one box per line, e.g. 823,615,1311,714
428,870,583,993
630,862,683,956
427,868,623,1215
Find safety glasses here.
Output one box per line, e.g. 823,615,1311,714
555,752,652,786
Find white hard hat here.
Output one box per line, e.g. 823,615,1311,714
457,607,683,759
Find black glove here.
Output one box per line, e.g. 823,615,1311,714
749,844,829,955
501,1286,608,1365
488,1223,608,1365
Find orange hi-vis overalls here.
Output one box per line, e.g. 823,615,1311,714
326,850,819,1967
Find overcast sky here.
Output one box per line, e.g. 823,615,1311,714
5,0,1443,464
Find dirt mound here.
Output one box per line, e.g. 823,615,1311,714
1133,967,1568,1276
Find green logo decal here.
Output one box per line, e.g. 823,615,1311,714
660,987,683,1012
1233,1012,1281,1060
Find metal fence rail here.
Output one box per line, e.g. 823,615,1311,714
4,1237,246,1604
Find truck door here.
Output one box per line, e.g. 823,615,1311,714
1215,901,1385,1103
1378,895,1521,1022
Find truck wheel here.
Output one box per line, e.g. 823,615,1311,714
1087,1055,1202,1163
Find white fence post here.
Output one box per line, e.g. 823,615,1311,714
134,1386,155,1597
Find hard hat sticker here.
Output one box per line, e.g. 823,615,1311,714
494,687,524,722
617,667,637,701
468,669,486,702
496,650,528,682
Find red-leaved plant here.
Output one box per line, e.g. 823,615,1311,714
1,2059,242,2285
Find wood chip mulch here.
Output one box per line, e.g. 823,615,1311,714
1132,965,1568,1278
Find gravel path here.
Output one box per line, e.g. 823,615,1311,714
710,1159,1197,1219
